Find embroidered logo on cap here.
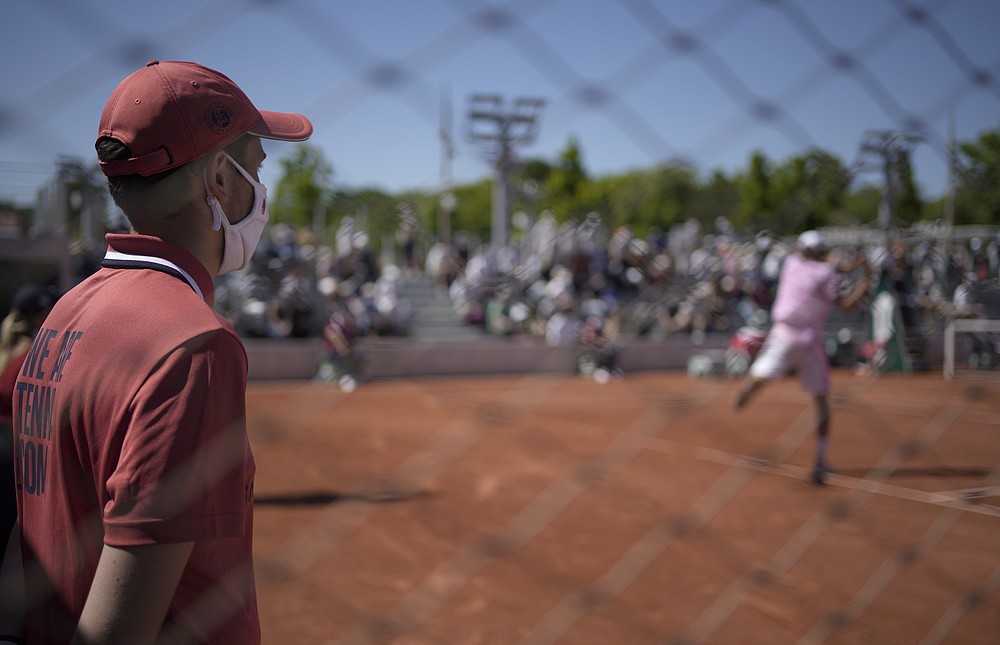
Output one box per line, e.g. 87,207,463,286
205,102,236,134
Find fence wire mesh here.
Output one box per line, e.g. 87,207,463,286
2,1,1000,644
2,0,999,203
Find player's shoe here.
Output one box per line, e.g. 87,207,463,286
810,461,834,485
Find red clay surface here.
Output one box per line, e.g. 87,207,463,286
247,369,1000,644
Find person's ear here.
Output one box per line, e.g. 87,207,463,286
205,150,231,199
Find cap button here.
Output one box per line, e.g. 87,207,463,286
146,60,160,67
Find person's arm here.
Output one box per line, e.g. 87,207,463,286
0,522,25,643
71,541,194,645
837,262,873,312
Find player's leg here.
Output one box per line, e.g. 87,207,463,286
733,332,790,410
734,375,765,409
812,394,831,484
798,340,833,484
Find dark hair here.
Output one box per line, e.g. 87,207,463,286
12,284,58,317
95,137,184,208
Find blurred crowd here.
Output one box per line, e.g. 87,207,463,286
214,218,413,341
435,213,999,358
437,214,779,347
3,212,998,394
205,209,999,380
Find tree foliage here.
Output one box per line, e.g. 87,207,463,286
271,144,333,227
544,137,588,220
57,158,112,239
688,170,740,229
841,184,881,226
773,149,853,232
327,186,398,252
450,179,492,237
265,127,1000,250
892,148,923,225
735,151,775,232
954,130,1000,225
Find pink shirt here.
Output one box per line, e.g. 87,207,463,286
14,234,259,644
769,253,841,345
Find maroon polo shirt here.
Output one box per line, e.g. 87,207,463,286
13,233,259,644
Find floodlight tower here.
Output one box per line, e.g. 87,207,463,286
858,129,924,231
438,83,455,244
466,94,545,248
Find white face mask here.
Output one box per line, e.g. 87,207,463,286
205,153,269,275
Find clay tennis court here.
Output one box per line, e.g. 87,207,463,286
246,368,999,644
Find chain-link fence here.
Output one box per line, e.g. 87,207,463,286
3,0,999,205
3,0,1000,347
2,1,1000,643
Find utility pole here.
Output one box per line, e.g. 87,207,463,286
438,83,455,244
945,110,956,236
466,94,545,249
858,129,924,231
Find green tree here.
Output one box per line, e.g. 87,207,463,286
771,150,852,232
689,170,740,229
891,147,923,224
450,179,492,238
597,171,644,231
842,184,882,225
271,144,333,228
545,137,588,220
736,151,775,232
643,162,698,231
733,149,852,235
328,187,398,254
954,129,1000,225
58,158,112,241
511,158,552,226
518,158,553,187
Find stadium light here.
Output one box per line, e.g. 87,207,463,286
858,129,925,231
466,94,545,248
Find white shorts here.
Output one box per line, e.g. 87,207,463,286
749,332,830,396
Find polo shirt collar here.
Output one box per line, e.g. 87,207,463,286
102,234,215,307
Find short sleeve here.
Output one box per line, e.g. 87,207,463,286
103,330,253,546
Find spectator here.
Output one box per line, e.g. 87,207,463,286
317,302,360,391
1,60,311,643
0,284,58,560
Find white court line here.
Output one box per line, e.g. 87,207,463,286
833,399,939,417
964,410,1000,425
935,485,1000,499
680,396,971,644
639,437,1000,518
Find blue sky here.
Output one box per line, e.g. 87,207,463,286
2,0,999,210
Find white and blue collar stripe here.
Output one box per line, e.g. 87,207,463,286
102,250,205,301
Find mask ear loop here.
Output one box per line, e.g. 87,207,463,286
223,153,267,222
204,165,225,232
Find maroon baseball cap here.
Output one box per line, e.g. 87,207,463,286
98,60,313,177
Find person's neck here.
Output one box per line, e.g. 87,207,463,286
132,207,221,275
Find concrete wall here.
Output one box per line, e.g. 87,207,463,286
244,332,954,382
245,334,733,381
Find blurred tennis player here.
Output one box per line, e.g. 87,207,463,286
734,231,872,485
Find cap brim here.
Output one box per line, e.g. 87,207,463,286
250,110,313,142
